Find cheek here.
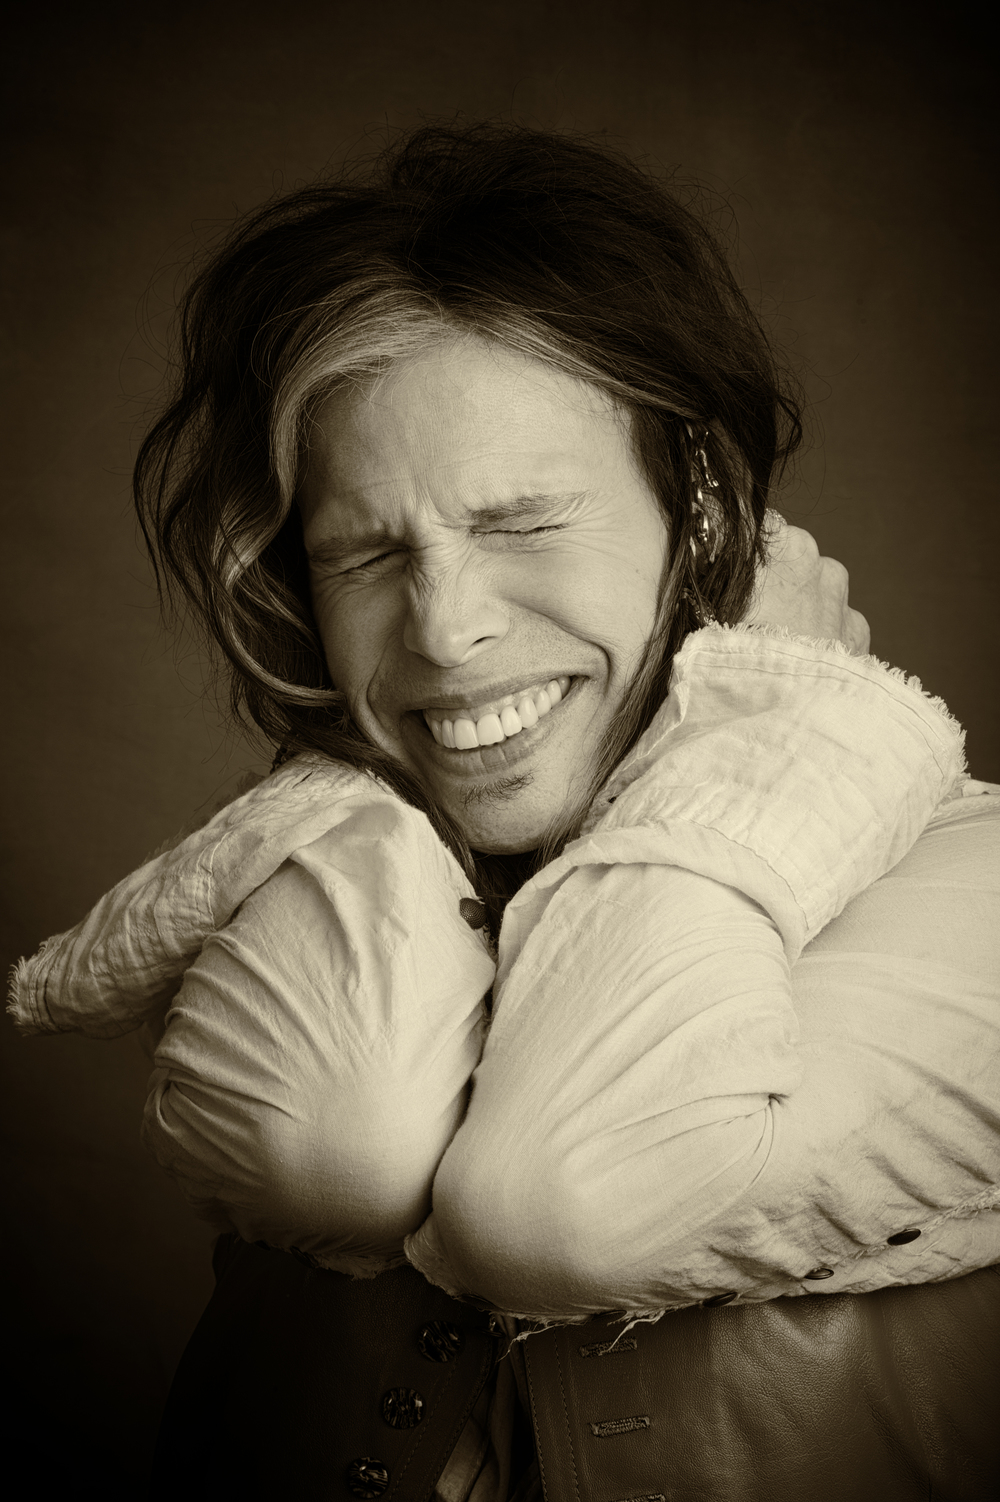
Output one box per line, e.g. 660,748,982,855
511,540,663,654
312,590,381,700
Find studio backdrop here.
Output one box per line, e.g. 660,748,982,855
3,1,997,1494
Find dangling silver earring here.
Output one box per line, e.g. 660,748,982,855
685,424,720,565
690,505,719,564
681,423,720,628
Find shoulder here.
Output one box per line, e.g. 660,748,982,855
9,753,484,1038
211,782,494,999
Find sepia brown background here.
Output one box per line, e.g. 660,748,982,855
3,0,997,1492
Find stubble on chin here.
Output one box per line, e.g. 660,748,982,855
461,772,534,808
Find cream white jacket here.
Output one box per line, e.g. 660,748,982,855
9,626,999,1318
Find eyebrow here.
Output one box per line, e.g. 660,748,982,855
305,530,393,569
465,493,585,526
306,492,588,567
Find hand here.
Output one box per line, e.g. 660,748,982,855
744,515,871,654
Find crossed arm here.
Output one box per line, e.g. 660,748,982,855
144,782,1000,1311
407,800,1000,1316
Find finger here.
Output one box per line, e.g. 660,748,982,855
818,555,850,596
847,608,871,655
782,525,821,561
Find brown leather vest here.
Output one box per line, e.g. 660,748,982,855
520,1268,1000,1501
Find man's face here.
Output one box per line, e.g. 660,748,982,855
299,335,669,852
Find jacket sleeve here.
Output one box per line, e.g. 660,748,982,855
142,803,495,1278
405,628,999,1320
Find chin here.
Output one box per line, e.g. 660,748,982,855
469,832,543,856
456,814,549,858
447,777,575,856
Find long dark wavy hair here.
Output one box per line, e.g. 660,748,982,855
134,122,802,914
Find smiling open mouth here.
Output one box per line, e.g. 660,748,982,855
422,676,573,750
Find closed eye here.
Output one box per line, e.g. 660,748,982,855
340,548,405,575
339,524,565,575
480,524,565,539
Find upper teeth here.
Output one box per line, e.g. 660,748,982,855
423,677,572,749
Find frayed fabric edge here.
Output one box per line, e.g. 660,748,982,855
6,941,56,1036
304,1247,409,1280
497,1305,695,1350
701,621,968,777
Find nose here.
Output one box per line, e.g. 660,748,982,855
401,562,509,667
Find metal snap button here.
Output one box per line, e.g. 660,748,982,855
346,1458,390,1499
459,898,487,929
886,1229,921,1246
382,1387,425,1429
702,1291,739,1307
804,1267,835,1280
417,1319,464,1362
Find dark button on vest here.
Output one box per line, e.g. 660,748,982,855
702,1291,739,1307
346,1457,390,1498
417,1319,465,1362
381,1387,425,1429
459,898,487,929
886,1228,921,1245
804,1267,835,1280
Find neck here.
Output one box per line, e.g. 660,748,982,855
471,847,540,940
